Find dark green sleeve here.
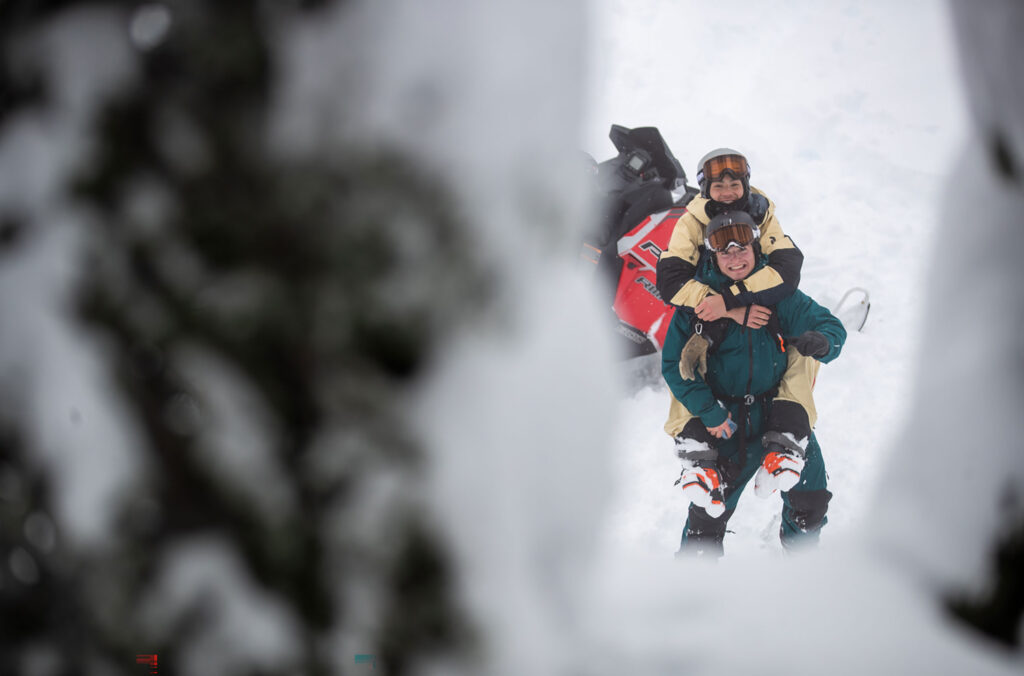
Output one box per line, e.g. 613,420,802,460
778,290,847,363
660,310,729,428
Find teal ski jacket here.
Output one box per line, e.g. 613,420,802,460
661,254,846,432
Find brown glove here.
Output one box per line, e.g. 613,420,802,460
678,332,709,380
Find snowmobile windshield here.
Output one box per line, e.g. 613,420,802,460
702,154,749,183
706,222,756,252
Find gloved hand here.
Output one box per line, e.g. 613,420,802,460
678,333,709,380
673,435,725,517
754,431,808,497
787,330,830,359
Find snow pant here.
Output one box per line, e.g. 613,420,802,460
679,429,831,557
664,350,821,438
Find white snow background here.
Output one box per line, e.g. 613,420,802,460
570,1,1024,675
1,0,1023,674
587,0,965,563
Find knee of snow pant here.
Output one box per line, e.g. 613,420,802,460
781,488,832,547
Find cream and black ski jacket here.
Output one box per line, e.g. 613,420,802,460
655,187,803,310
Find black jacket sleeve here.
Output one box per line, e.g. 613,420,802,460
655,255,697,304
767,246,803,293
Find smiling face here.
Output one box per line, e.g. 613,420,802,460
708,176,744,203
715,245,755,281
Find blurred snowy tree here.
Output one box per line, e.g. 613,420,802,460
941,0,1024,650
0,1,482,674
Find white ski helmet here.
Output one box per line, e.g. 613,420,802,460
696,148,750,199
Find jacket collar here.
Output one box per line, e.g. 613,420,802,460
687,185,773,225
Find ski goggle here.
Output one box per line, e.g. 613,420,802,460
706,223,757,252
701,154,749,183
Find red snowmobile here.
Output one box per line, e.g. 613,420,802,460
583,125,699,359
583,125,870,362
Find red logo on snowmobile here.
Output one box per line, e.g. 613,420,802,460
612,207,687,350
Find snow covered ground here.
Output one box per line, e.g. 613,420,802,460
586,0,970,560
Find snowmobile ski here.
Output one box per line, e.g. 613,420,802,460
834,287,870,332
